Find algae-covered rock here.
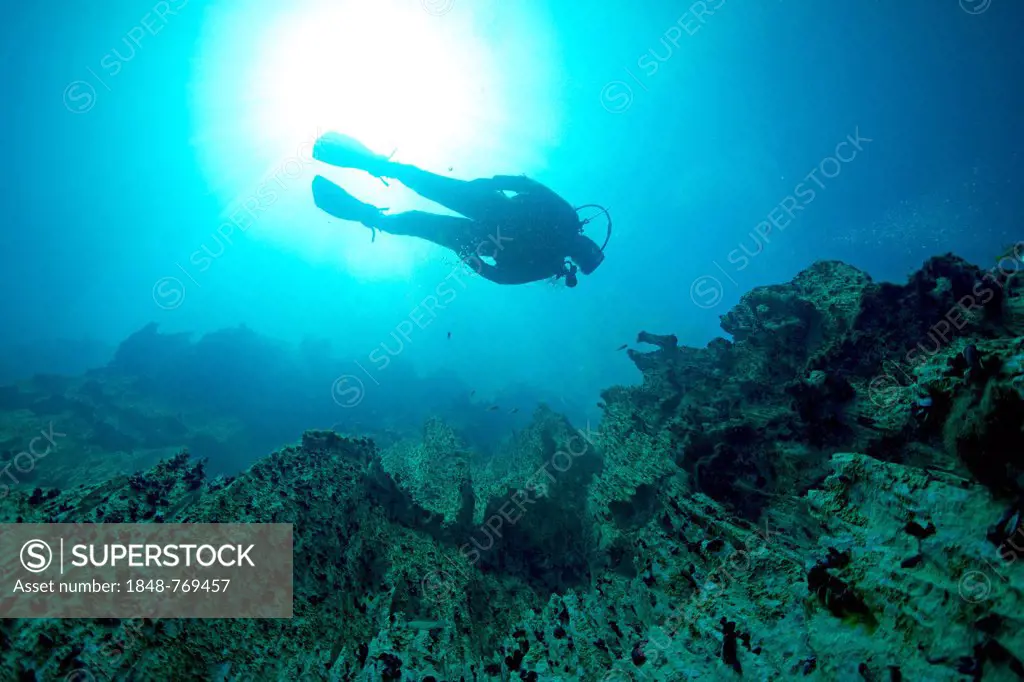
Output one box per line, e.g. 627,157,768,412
4,253,1024,680
807,452,1024,680
381,417,474,527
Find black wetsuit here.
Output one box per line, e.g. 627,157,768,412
313,144,605,284
370,166,598,284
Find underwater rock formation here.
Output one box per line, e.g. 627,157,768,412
0,322,547,501
0,369,246,497
1,253,1023,680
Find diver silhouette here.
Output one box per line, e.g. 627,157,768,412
310,133,606,287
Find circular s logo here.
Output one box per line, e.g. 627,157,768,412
421,0,455,16
600,81,634,114
960,0,992,14
331,375,366,408
152,277,185,310
20,539,53,573
63,81,97,114
958,570,992,603
690,275,724,309
420,570,456,603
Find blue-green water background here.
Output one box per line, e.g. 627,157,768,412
1,0,1020,458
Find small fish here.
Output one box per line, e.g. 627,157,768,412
448,166,454,172
487,405,499,412
447,331,451,340
508,407,519,414
616,344,628,351
470,389,476,397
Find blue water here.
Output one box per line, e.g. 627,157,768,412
1,0,1020,445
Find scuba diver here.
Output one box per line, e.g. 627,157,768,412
310,133,608,287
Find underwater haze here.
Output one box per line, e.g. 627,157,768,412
1,0,1024,678
1,0,1018,398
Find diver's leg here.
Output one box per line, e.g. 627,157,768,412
375,211,475,253
312,132,510,219
382,162,511,221
314,176,486,255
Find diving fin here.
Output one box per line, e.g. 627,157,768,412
313,132,392,177
312,175,384,229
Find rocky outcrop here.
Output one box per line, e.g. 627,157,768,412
805,452,1024,681
2,253,1023,680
